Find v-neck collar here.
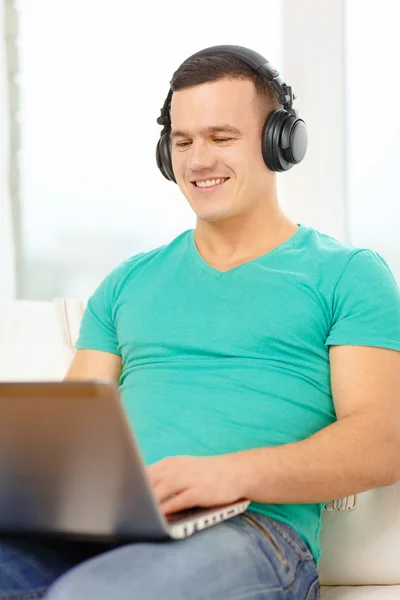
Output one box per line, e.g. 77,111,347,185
187,224,308,278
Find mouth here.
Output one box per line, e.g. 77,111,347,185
190,177,230,193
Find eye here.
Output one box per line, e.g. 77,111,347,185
214,137,232,143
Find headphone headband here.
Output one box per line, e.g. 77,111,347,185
157,45,297,128
185,45,296,114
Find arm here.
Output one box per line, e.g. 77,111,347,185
234,345,400,504
64,349,122,383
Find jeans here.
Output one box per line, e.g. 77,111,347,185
0,511,319,599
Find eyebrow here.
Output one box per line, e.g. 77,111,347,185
171,125,243,139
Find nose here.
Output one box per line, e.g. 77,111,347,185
186,139,217,173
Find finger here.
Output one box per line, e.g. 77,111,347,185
161,489,197,515
147,472,162,488
146,457,179,486
146,463,164,486
154,481,184,505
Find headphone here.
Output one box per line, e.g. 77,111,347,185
155,44,308,182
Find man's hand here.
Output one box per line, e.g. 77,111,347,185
146,454,247,515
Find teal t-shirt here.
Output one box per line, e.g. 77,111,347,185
76,224,400,564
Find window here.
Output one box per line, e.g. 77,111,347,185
14,0,282,299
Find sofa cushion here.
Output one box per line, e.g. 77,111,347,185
319,481,400,585
0,300,72,381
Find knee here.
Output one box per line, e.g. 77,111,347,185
44,543,158,600
44,552,116,600
45,568,93,600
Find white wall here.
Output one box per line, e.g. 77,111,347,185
280,0,348,243
344,0,400,281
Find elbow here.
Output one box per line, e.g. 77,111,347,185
383,464,400,487
381,472,400,488
377,441,400,487
364,431,400,488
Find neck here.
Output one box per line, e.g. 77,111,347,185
194,201,298,271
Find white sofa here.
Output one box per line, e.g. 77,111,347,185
1,299,399,599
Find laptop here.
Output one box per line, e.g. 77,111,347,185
0,380,250,543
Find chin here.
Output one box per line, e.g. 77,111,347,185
196,210,234,223
195,198,230,216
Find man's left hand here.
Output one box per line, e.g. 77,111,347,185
146,454,247,515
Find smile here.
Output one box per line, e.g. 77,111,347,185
191,178,229,193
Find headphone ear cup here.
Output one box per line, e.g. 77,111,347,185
262,109,308,172
262,109,289,172
156,132,176,182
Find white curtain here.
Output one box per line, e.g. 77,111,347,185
0,0,16,301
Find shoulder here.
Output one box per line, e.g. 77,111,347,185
300,225,397,284
301,225,364,264
98,229,193,299
302,225,399,325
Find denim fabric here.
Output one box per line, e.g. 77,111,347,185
0,511,319,600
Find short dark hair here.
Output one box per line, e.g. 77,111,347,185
170,52,281,121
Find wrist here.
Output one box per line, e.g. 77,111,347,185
229,448,261,500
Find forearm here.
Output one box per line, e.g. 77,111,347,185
232,409,400,504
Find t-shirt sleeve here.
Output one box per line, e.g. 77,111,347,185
75,269,121,356
325,249,400,350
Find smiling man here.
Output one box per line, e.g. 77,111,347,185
1,45,400,600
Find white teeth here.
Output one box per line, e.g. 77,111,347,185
195,178,227,188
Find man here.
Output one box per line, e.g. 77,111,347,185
1,45,400,600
